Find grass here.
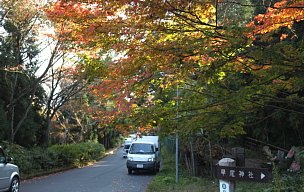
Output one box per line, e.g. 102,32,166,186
146,167,272,192
146,148,218,192
146,148,274,192
146,174,218,192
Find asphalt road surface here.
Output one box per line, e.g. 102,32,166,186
20,147,155,192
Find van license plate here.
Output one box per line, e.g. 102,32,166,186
137,164,143,168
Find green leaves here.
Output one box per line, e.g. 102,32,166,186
44,0,304,147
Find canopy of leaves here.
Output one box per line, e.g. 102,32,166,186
45,0,304,147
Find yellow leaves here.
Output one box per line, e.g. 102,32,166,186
218,71,226,80
220,121,246,138
194,3,216,24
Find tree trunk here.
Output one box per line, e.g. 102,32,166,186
44,115,52,147
7,73,18,143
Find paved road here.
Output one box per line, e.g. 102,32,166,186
20,147,155,192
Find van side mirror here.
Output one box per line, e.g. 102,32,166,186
6,157,12,163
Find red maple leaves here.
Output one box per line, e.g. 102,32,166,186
247,0,304,39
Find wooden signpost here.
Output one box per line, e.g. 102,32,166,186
218,158,236,192
217,158,273,192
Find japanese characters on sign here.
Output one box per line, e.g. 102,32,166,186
216,166,272,182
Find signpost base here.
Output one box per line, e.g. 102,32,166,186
218,158,235,192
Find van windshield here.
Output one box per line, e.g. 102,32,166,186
129,143,154,154
124,144,130,149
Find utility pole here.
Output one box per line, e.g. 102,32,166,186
176,26,183,183
176,79,179,183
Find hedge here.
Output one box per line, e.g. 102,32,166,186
1,141,105,178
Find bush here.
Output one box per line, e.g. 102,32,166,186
49,142,105,167
265,167,304,192
0,141,105,178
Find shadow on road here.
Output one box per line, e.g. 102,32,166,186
128,170,156,176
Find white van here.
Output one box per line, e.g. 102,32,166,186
123,144,131,158
124,137,133,145
122,137,134,158
126,136,160,174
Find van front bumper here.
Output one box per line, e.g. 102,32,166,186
126,160,155,170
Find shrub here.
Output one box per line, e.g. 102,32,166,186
1,141,105,178
49,142,105,167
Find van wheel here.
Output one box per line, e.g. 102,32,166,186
9,177,19,192
128,168,132,174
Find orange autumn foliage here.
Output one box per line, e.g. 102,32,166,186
247,0,304,38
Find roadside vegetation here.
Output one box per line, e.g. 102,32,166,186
147,145,304,192
1,141,107,179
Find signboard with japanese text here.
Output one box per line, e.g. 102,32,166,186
216,166,273,182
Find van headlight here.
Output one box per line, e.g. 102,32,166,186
128,157,133,161
148,158,155,162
